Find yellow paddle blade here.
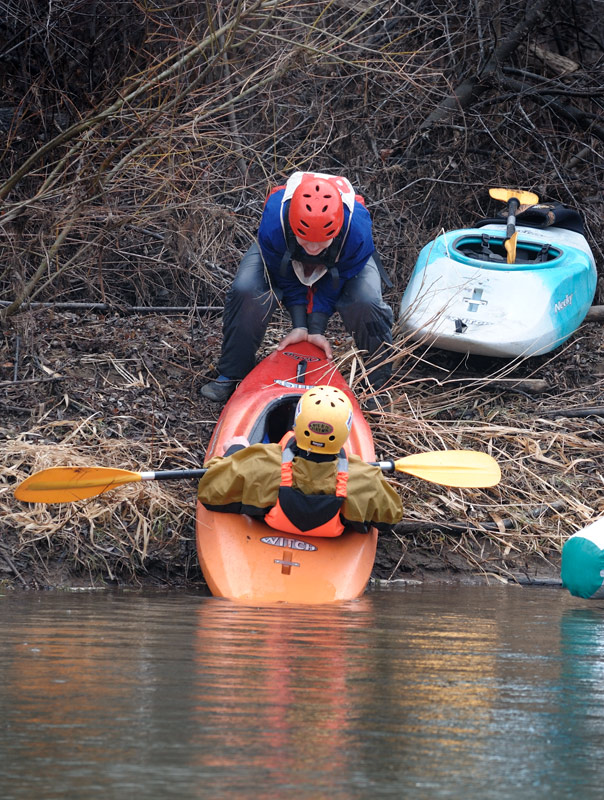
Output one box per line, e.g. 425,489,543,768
14,466,143,503
393,450,501,488
489,187,539,206
505,231,518,264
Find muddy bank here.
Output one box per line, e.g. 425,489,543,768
1,308,584,593
0,536,562,592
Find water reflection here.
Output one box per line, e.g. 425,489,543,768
191,600,373,794
555,607,604,780
1,588,604,799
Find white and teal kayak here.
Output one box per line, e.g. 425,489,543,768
399,222,597,358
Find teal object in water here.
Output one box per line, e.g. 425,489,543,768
561,519,604,599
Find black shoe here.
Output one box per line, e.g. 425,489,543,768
200,379,237,403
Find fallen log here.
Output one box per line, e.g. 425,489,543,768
539,406,604,419
395,500,566,535
409,374,550,394
585,306,604,322
479,377,550,393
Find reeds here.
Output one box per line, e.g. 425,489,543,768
1,416,197,587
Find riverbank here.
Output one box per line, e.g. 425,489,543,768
2,309,595,592
0,535,562,592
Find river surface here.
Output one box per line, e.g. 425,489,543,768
1,585,603,799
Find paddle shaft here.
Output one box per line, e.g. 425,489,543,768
151,459,497,483
506,197,520,238
143,464,390,482
151,464,390,479
141,469,208,481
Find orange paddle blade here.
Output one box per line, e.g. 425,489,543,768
14,466,142,503
393,450,501,488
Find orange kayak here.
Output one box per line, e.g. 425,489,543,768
196,342,378,604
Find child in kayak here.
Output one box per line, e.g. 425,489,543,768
200,171,394,410
197,385,402,537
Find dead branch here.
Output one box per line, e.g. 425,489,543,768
1,213,79,320
403,0,557,141
495,73,604,144
0,0,270,203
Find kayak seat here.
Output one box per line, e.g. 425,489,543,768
247,396,301,446
453,234,560,266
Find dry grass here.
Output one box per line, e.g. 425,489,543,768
359,336,604,581
1,417,198,587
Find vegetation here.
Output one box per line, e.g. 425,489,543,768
1,0,603,588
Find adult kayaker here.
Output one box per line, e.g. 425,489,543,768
200,171,394,410
197,385,403,536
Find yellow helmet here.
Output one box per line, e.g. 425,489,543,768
293,385,353,454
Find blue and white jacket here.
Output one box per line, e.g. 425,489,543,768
256,173,376,329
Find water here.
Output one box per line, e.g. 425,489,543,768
1,585,603,799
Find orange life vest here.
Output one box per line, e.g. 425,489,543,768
264,437,349,538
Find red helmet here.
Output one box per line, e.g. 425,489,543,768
288,177,344,242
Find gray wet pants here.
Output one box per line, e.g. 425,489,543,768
217,243,393,388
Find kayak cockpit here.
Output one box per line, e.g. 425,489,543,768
452,233,562,269
247,395,300,445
